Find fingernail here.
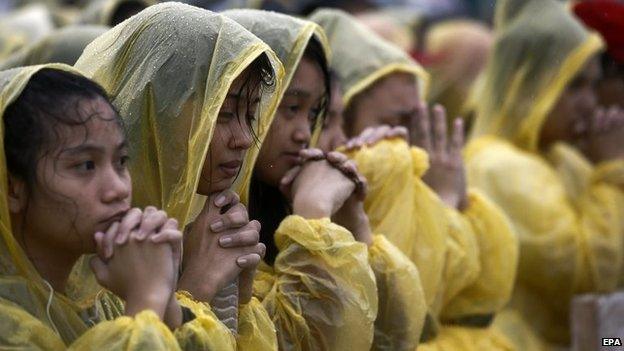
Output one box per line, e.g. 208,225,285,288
115,235,125,244
237,257,247,266
219,236,232,246
210,220,223,232
215,195,226,207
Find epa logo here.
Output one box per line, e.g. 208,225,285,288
603,338,623,346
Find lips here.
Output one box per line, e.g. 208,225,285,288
99,208,129,228
282,151,302,165
219,160,242,177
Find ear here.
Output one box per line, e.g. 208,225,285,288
7,175,27,214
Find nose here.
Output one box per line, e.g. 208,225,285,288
229,119,254,150
292,115,312,145
101,166,131,204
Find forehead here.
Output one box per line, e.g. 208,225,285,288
367,72,419,107
55,97,123,148
288,57,325,97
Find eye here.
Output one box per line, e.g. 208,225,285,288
75,160,95,172
119,155,130,167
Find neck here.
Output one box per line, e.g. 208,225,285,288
11,215,80,293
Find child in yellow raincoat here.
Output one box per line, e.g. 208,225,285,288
75,3,285,349
466,0,624,348
310,8,518,350
0,63,235,349
226,9,432,350
222,10,387,351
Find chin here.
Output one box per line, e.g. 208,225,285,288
208,179,235,194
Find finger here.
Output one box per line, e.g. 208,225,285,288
236,253,262,269
413,101,432,151
387,126,408,139
432,104,448,155
214,189,240,209
210,204,248,232
355,174,368,201
338,159,359,179
102,221,120,259
358,127,377,145
89,256,109,286
137,208,168,240
365,125,390,145
280,165,302,187
116,208,142,244
161,218,179,231
300,148,325,161
150,228,183,245
449,118,465,161
219,229,260,248
326,151,349,166
94,231,106,260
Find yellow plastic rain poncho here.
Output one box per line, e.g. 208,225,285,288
0,25,107,70
0,63,183,350
424,20,493,127
466,0,624,347
222,9,382,351
75,3,285,350
311,8,518,350
76,0,155,26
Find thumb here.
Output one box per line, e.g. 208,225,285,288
90,256,110,287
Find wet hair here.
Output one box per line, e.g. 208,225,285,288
302,37,332,132
249,38,332,265
4,68,121,188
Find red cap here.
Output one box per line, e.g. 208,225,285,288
574,0,624,63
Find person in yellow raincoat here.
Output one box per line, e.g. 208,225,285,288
76,0,154,26
226,10,429,351
222,9,384,351
465,0,624,349
423,19,493,131
75,3,284,349
0,25,107,70
310,8,518,350
0,63,238,349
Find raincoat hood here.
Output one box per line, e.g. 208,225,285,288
470,0,603,151
0,64,104,341
75,2,284,225
309,8,429,109
222,9,330,200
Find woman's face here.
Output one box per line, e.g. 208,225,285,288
318,82,347,152
255,57,325,187
347,72,419,137
9,96,131,255
197,69,257,195
541,55,600,147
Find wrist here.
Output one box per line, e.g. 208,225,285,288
351,210,373,246
163,294,183,330
125,290,169,320
177,268,219,303
293,196,332,219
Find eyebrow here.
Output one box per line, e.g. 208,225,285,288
284,89,311,99
60,140,128,156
